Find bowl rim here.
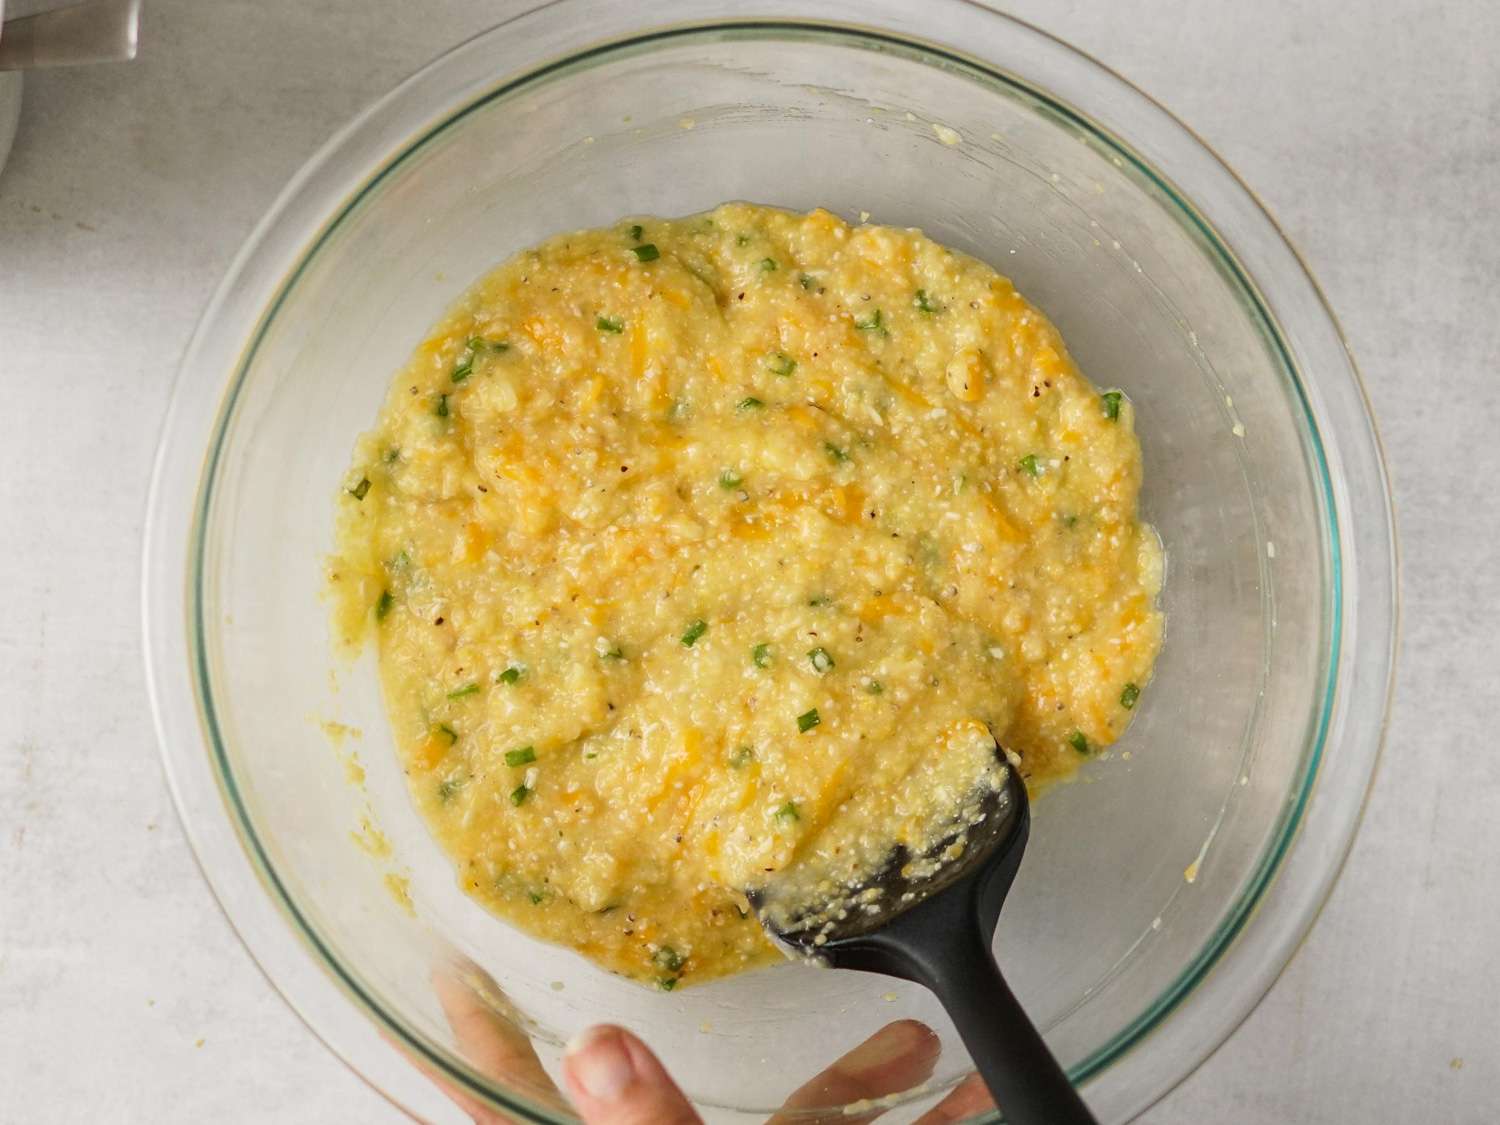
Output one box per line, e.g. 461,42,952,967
142,3,1398,1122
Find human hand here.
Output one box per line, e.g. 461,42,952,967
421,968,998,1124
561,1021,996,1125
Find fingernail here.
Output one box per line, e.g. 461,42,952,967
565,1026,636,1101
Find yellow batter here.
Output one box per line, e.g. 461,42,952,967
329,204,1162,988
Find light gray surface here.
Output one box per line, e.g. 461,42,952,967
0,1,1495,1122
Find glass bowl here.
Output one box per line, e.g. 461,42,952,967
143,2,1397,1121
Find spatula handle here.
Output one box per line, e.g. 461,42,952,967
923,927,1098,1124
842,922,1097,1125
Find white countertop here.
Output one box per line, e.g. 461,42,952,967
2,1,1496,1121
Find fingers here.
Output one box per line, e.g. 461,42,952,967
392,1038,512,1125
769,1019,941,1125
408,967,569,1123
562,1025,702,1125
913,1073,995,1125
433,971,560,1099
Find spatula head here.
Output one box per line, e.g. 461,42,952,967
751,742,1029,957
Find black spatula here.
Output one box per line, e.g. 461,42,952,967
750,744,1098,1125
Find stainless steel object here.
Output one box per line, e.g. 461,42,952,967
0,73,18,170
0,0,140,71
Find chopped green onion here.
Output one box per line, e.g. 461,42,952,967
799,273,816,290
738,397,765,411
383,447,401,464
599,645,625,660
736,233,751,246
434,393,450,418
1018,453,1041,478
451,356,473,383
752,643,773,669
510,784,531,806
865,680,884,695
505,746,536,767
760,257,778,271
1062,514,1079,529
775,801,800,821
681,619,708,647
528,889,545,904
719,469,743,490
596,315,624,334
914,289,939,314
767,352,796,376
797,708,821,733
1069,730,1090,755
1120,682,1140,709
374,590,394,620
653,946,684,972
729,746,754,768
349,476,371,500
437,777,465,802
434,724,458,747
1102,390,1123,421
855,308,887,335
807,594,831,607
446,682,480,700
497,665,523,685
632,243,660,262
824,442,850,464
467,336,510,353
629,224,644,241
658,977,678,991
807,647,835,674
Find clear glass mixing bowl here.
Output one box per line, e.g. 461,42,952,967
143,2,1397,1121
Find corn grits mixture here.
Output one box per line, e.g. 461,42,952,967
330,203,1162,988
